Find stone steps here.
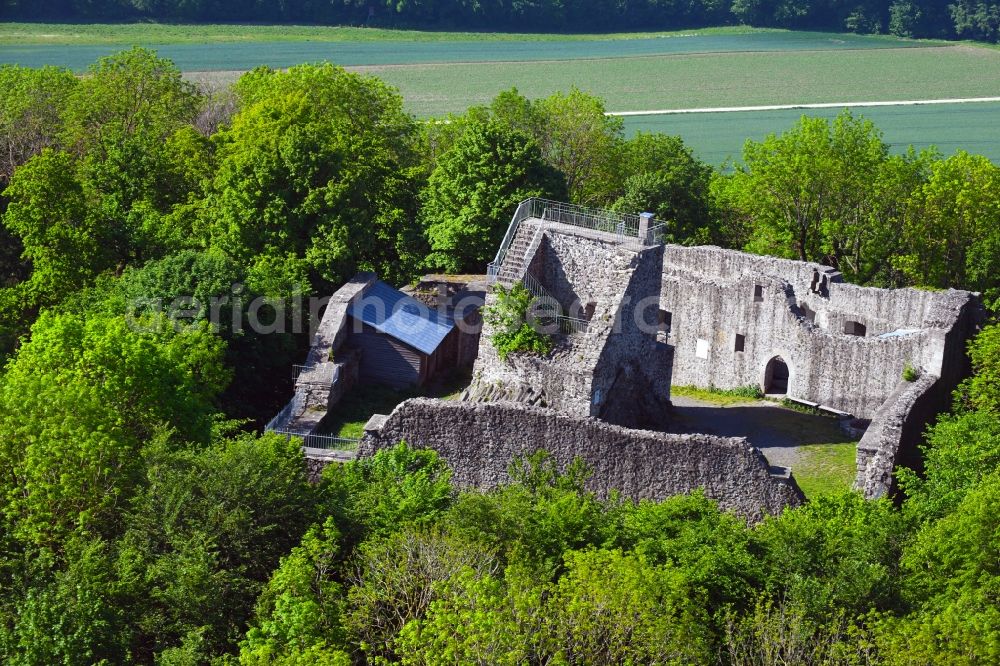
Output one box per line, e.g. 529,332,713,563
495,221,539,285
461,381,548,408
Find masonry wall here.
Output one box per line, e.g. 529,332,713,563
468,224,671,426
854,372,942,498
361,398,804,523
660,245,978,419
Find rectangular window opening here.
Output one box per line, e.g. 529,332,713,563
753,284,764,302
844,320,867,337
734,333,745,352
656,309,672,343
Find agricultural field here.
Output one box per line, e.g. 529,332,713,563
623,100,1000,164
2,24,1000,164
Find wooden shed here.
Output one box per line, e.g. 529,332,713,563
344,280,457,389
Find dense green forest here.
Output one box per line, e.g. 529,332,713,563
0,49,998,663
3,0,1000,42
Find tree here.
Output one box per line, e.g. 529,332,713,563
345,528,499,662
61,47,199,157
961,322,1000,414
460,88,624,207
443,452,613,573
753,491,905,624
895,151,1000,306
727,111,892,278
898,410,1000,523
116,432,317,662
0,311,228,547
1,49,210,316
2,149,97,302
950,0,1000,41
420,120,566,273
117,249,306,424
611,133,715,244
891,472,1000,663
239,518,350,665
394,566,528,666
0,64,77,186
321,443,454,547
538,548,712,663
613,491,761,615
613,170,711,243
0,534,130,665
207,63,423,287
889,0,923,36
532,88,623,205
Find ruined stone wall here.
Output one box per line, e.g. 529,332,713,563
361,399,803,522
854,373,941,498
468,224,671,426
660,245,978,419
663,244,841,292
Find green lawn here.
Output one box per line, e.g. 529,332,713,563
793,441,859,498
670,387,858,499
624,100,1000,165
671,384,763,406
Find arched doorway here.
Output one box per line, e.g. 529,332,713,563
764,356,789,395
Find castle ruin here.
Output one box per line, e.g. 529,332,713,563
359,198,982,518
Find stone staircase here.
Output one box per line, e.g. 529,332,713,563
462,381,548,407
496,220,541,285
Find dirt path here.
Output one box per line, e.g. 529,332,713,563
609,96,1000,116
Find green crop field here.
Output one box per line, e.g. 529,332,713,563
0,22,932,47
352,45,1000,116
1,23,998,163
0,27,940,71
623,101,1000,165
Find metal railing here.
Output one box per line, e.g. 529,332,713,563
535,198,641,238
293,363,336,388
490,199,533,278
272,430,361,451
556,316,590,335
488,198,667,285
265,388,305,432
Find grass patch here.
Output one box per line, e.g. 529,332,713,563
776,397,824,416
671,384,763,406
793,441,858,498
322,371,469,439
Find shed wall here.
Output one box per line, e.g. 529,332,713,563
349,321,424,389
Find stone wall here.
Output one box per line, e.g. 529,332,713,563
660,245,979,419
361,398,804,523
854,372,942,498
467,223,671,427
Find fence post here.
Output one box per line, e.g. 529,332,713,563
639,212,654,245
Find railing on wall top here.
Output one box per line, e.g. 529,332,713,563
487,198,666,285
264,389,305,433
272,430,361,451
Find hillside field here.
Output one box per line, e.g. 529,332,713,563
2,24,999,164
623,101,1000,164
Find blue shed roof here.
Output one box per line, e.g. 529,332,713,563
347,280,455,356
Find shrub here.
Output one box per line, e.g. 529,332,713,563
902,364,919,382
483,283,554,361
